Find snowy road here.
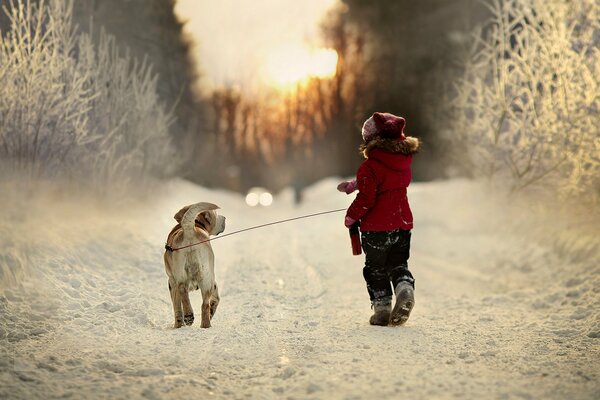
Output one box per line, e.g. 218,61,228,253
1,179,599,399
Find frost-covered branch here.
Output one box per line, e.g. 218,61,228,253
444,0,599,203
0,0,174,191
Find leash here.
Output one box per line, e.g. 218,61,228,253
165,208,346,252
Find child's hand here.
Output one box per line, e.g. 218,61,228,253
337,179,358,194
344,215,357,228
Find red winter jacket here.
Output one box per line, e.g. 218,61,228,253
346,138,418,231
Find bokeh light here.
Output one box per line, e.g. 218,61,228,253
245,192,259,207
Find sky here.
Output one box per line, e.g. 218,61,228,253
174,0,340,94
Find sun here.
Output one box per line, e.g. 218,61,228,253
264,46,338,88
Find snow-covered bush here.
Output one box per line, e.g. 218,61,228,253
446,0,599,203
0,0,173,189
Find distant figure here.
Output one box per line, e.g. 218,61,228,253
337,112,420,326
292,177,303,206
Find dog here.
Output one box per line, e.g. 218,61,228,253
163,202,225,328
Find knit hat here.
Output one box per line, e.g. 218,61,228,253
361,112,406,142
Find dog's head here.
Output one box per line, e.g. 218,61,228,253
195,209,226,236
174,204,226,236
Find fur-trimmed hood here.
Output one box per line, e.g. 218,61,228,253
360,136,420,159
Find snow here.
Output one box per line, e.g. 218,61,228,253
1,178,599,399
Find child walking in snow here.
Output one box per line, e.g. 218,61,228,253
338,112,419,326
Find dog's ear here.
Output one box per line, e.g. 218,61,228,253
202,211,213,226
174,205,190,223
198,211,215,231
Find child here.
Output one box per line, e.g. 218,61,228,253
338,112,419,326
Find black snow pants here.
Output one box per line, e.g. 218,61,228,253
361,229,414,305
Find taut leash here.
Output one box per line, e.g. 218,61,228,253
165,208,346,252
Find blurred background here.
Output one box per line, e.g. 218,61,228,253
0,0,490,190
0,0,597,205
167,0,489,192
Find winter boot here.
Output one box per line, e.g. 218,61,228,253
390,282,414,326
369,300,391,326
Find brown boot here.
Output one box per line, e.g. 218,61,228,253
369,301,391,326
390,282,414,326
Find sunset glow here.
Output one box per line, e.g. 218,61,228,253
264,47,338,88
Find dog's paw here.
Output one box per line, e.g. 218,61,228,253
174,319,184,329
184,314,195,326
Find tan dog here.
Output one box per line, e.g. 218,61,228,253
163,202,225,328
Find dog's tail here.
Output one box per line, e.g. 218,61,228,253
180,202,220,235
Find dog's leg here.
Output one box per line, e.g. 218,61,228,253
209,283,220,320
179,283,194,326
200,289,212,328
170,280,184,328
